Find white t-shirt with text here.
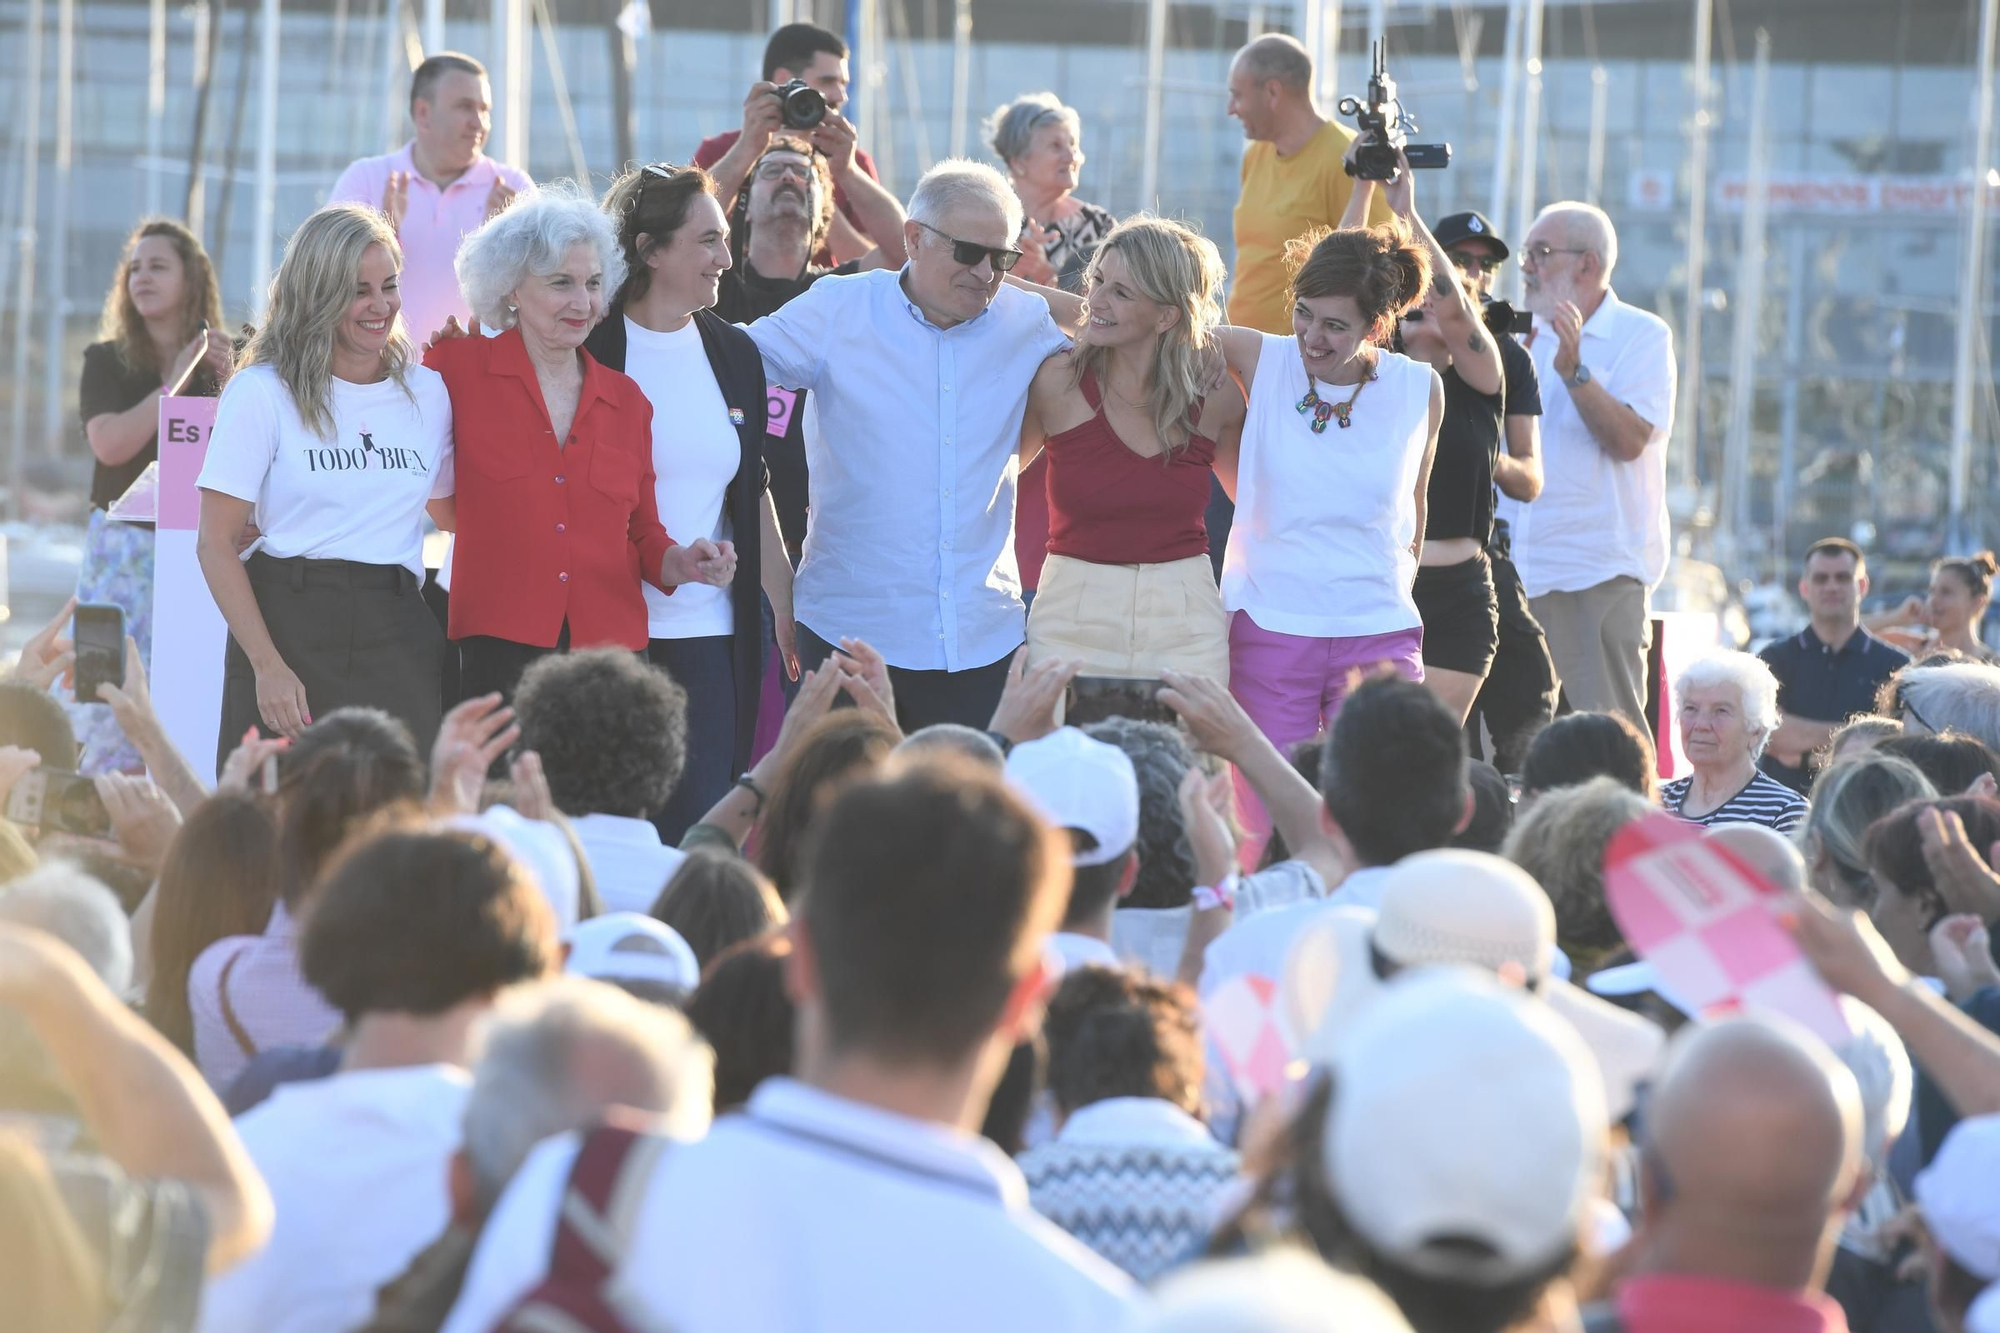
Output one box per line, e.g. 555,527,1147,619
197,363,455,579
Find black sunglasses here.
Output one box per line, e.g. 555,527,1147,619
916,221,1022,272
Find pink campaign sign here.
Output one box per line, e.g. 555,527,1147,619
156,396,217,532
1604,813,1850,1045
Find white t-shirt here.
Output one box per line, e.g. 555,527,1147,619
196,1064,471,1333
198,363,455,579
623,316,738,640
1221,336,1432,638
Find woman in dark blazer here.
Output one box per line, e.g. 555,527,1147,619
590,163,793,844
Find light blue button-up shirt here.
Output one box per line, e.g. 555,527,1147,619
746,268,1069,672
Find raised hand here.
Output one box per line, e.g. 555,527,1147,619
428,693,520,815
987,649,1082,745
484,176,516,222
1551,301,1586,382
382,170,411,233
10,596,75,692
95,772,182,871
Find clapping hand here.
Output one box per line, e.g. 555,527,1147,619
832,637,897,728
662,539,737,590
484,177,516,222
1013,221,1059,288
1930,914,2000,1002
1551,301,1586,383
219,728,289,794
1918,805,2000,919
382,170,411,233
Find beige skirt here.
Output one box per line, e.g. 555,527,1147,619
1026,552,1231,684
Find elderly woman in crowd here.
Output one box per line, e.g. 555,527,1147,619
1502,775,1652,977
1660,651,1810,832
197,205,454,760
1800,753,1938,910
1886,661,2000,752
425,185,737,704
988,92,1117,294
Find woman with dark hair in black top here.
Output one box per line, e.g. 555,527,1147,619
1399,268,1507,724
76,218,233,772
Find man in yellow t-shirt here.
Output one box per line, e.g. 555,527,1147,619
1225,34,1392,333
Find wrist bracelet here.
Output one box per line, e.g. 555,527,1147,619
1193,872,1240,912
734,772,768,815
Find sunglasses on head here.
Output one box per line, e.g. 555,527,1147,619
916,221,1022,272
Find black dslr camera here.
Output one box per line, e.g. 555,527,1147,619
1339,40,1450,182
773,79,828,130
1483,296,1534,337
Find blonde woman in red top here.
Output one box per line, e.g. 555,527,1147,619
1017,216,1245,682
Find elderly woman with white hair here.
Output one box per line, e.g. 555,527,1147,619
987,92,1116,294
1660,651,1810,832
426,184,737,703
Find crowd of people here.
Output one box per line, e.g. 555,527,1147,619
16,17,2000,1333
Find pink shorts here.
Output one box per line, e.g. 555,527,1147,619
1226,611,1425,861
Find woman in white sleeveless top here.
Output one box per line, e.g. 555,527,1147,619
1211,221,1443,854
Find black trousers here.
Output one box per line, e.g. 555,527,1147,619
457,622,573,706
421,568,460,708
646,634,736,845
796,623,1015,735
1466,549,1559,774
219,554,443,776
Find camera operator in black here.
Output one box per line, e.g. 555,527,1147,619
695,23,883,267
1434,210,1560,775
1339,151,1504,728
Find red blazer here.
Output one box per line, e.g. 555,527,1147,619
426,326,676,650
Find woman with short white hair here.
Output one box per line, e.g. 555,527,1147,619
427,183,737,704
1660,650,1810,831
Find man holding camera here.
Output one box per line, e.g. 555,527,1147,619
1224,34,1389,334
695,22,882,267
1501,202,1676,737
1434,211,1561,772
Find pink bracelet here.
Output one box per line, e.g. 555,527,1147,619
1192,873,1239,912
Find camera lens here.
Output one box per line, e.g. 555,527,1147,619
780,82,827,130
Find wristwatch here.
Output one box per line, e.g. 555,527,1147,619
1565,363,1594,390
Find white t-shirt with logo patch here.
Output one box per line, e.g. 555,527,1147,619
198,363,455,579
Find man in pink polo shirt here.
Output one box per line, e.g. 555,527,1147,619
329,52,533,348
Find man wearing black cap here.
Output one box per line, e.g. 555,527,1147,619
1434,210,1560,775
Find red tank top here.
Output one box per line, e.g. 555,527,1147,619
1043,369,1216,567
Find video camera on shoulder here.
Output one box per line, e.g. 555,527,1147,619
1340,40,1450,182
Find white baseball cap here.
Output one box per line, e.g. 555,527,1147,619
1004,727,1140,867
1323,968,1609,1285
563,912,700,993
1135,1248,1414,1333
1366,849,1664,1120
1918,1114,2000,1282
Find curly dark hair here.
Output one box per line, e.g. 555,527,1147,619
1082,718,1198,908
514,649,688,820
1042,965,1204,1118
302,827,557,1021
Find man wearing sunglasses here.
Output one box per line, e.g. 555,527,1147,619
740,159,1077,732
1502,202,1677,740
1433,211,1560,774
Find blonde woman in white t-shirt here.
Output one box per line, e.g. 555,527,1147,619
196,205,457,770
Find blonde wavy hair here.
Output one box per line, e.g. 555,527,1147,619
96,218,224,378
241,204,415,438
1073,216,1226,459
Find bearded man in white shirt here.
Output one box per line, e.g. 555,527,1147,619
1497,202,1677,737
